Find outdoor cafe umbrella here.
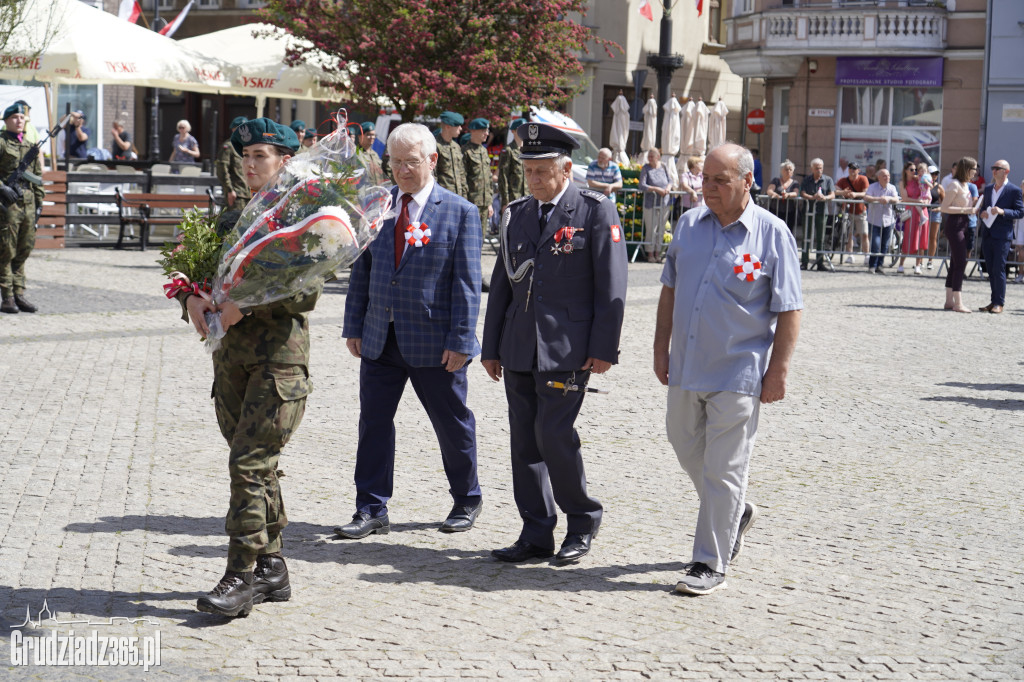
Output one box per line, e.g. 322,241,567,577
179,24,349,118
692,99,711,156
708,99,729,150
681,98,696,156
661,95,682,188
640,96,657,154
609,94,630,166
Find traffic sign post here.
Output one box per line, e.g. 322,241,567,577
746,108,765,135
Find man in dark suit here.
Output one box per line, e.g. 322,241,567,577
481,123,627,565
977,160,1024,313
337,123,484,539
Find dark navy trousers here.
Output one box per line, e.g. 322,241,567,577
982,237,1012,306
353,325,481,517
504,369,603,550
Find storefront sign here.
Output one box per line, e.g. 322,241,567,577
1002,104,1024,122
809,108,834,118
835,57,943,88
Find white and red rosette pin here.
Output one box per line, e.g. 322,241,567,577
405,222,431,247
733,253,762,281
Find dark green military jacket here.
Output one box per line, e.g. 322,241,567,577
214,141,248,207
356,148,386,187
0,131,44,207
435,136,468,198
178,209,322,367
497,144,525,208
462,142,492,212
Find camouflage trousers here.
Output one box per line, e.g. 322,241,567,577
0,202,36,298
212,358,310,572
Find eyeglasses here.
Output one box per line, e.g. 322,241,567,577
991,166,1009,172
391,158,426,170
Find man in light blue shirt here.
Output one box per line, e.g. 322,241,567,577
586,148,622,203
653,143,802,595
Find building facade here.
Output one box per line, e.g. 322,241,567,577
719,0,1001,181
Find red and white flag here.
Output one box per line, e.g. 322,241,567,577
695,0,704,16
158,0,193,37
117,0,142,23
638,0,653,21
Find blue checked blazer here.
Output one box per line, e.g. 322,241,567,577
343,182,482,367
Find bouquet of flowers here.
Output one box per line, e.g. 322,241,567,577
203,109,393,350
158,209,225,303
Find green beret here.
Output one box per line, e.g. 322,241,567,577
229,116,248,129
458,133,471,146
231,118,300,155
468,118,489,131
3,102,28,120
360,121,375,132
304,129,316,139
439,111,464,127
289,120,306,132
509,118,527,132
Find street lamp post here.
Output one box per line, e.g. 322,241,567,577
149,5,162,161
646,0,685,149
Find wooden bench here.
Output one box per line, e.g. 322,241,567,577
114,190,214,251
37,171,67,249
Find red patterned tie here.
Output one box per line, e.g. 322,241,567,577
395,194,412,269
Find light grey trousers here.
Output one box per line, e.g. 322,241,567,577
667,386,760,574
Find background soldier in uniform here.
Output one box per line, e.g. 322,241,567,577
215,116,249,209
356,122,385,186
497,118,527,211
0,102,44,314
435,110,468,199
482,123,627,565
179,119,315,618
463,118,494,232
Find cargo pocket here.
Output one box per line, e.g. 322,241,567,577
268,364,312,401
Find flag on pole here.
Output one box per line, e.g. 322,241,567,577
158,0,194,37
117,0,142,23
696,0,704,16
639,0,653,21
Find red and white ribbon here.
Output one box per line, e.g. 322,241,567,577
733,253,762,282
405,222,431,247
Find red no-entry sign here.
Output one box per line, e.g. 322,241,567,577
746,108,765,134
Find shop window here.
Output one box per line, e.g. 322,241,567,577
837,86,942,175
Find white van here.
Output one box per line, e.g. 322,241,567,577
838,126,940,173
525,106,601,187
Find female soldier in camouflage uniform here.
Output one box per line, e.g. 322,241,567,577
178,118,320,618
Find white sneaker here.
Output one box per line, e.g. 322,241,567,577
845,256,853,264
914,265,922,275
897,266,905,274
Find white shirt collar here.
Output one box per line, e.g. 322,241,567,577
398,179,435,221
538,181,572,216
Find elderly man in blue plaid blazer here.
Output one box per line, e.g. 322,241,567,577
336,123,484,540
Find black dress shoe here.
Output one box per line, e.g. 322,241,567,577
440,501,482,533
196,571,255,617
491,539,554,563
253,554,291,603
334,512,390,539
554,533,594,565
13,294,36,313
0,297,18,314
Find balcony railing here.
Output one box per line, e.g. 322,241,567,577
763,8,946,51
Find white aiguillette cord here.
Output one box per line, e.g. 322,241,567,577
499,204,535,310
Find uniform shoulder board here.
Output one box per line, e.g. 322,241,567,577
507,196,530,208
579,188,607,202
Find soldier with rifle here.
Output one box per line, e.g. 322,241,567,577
0,102,51,314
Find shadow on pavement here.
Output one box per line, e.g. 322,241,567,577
921,396,1024,410
937,381,1024,393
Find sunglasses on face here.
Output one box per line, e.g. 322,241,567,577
992,166,1008,171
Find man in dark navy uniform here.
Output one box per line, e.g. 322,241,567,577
481,123,627,565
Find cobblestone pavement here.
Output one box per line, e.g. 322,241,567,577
1,247,1022,680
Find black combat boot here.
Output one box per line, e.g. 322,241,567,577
0,297,18,314
13,294,37,313
196,571,255,617
253,554,291,603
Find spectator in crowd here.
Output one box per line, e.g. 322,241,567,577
939,156,978,313
926,165,944,269
799,158,835,270
110,120,134,160
863,168,900,274
169,119,200,165
67,110,90,159
639,147,673,263
875,159,887,176
678,155,704,213
586,147,623,203
1014,178,1024,284
898,162,930,275
836,162,870,264
864,165,877,184
965,166,980,258
834,156,848,183
977,160,1024,313
751,148,763,190
289,120,305,140
766,159,799,231
301,129,316,150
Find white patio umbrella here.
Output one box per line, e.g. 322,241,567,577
179,24,349,118
681,98,697,156
640,96,657,155
708,99,729,150
661,96,682,188
609,94,630,166
693,99,711,156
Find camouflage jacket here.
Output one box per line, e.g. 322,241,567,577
214,141,248,204
435,137,468,198
462,143,493,211
356,148,387,187
497,145,525,208
0,131,44,207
